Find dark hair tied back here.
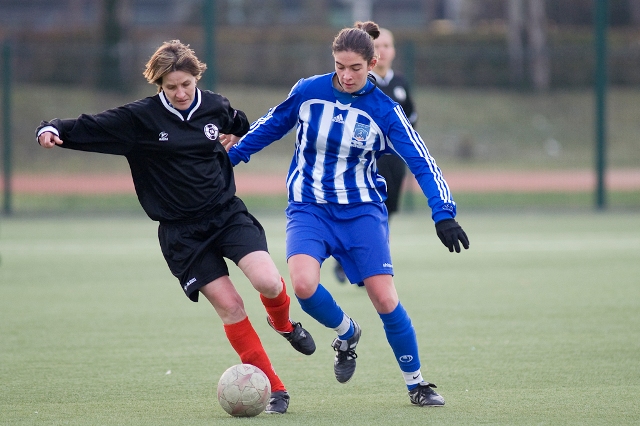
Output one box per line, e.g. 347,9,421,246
355,21,380,40
332,20,380,63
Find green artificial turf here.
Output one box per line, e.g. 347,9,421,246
1,213,639,425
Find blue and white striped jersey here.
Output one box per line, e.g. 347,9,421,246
228,72,457,222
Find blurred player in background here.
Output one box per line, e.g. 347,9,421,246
334,27,417,284
372,27,418,216
224,21,469,407
35,39,315,415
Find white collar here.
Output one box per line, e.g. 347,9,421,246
159,88,202,121
371,69,394,87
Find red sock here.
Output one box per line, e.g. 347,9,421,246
224,316,285,392
260,278,294,333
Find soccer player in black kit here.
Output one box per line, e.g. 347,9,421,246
36,40,314,415
372,27,417,216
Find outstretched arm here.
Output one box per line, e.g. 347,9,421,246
35,107,136,156
384,106,469,253
227,79,304,165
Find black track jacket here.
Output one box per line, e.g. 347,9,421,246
37,89,249,223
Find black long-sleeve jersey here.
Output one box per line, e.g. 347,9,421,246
370,69,418,215
36,88,249,223
371,70,417,127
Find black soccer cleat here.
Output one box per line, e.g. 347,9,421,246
334,261,347,284
408,382,445,407
267,317,316,355
265,390,290,414
331,320,361,383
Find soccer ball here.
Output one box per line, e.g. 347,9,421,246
217,363,271,417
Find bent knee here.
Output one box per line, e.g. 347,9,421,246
253,276,284,298
374,299,398,314
290,278,318,299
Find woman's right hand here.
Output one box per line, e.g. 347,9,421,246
38,132,63,149
219,134,241,152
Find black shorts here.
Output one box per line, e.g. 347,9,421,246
158,197,268,302
377,154,407,215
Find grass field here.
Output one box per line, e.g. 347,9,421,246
1,212,639,425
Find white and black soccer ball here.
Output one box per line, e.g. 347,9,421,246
217,364,271,417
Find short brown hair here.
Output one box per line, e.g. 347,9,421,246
143,40,207,92
332,21,380,63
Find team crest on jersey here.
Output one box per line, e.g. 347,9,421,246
393,86,407,102
158,132,169,141
350,122,370,149
203,123,219,140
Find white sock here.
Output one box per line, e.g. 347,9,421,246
403,370,424,387
333,314,352,337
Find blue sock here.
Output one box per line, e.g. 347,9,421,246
296,284,345,329
379,303,421,375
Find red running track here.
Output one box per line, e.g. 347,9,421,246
4,169,640,195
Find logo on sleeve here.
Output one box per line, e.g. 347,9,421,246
158,132,169,141
350,122,370,149
204,123,219,140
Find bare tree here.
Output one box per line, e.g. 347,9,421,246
344,0,373,22
507,0,550,90
508,0,525,86
445,0,475,31
527,0,549,90
630,0,640,25
98,0,123,91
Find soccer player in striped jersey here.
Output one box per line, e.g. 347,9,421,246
225,22,469,407
36,40,315,414
333,26,418,284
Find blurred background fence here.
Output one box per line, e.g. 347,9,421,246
1,0,639,215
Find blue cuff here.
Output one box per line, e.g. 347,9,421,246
227,148,242,166
432,210,455,224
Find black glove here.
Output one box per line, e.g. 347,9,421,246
435,219,470,253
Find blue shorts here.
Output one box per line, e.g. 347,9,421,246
285,201,393,284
